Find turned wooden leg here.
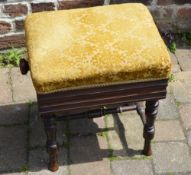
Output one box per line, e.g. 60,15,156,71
44,116,59,172
143,100,159,156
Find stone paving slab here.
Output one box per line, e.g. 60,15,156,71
111,159,154,175
169,52,181,73
29,104,67,148
105,114,124,157
0,68,12,104
29,119,67,148
69,117,105,136
11,68,36,102
117,112,144,150
29,118,66,148
0,102,29,125
106,111,144,157
69,127,108,173
69,134,109,164
170,52,179,65
29,103,38,122
1,173,27,175
186,130,191,147
155,120,185,141
171,71,191,103
175,49,191,71
172,64,182,74
157,93,179,120
70,160,113,175
178,103,191,130
0,126,27,172
153,142,191,174
28,148,68,175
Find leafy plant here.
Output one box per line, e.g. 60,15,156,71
185,32,191,45
160,32,176,53
186,32,191,41
0,48,25,67
63,141,70,149
175,100,181,107
20,165,28,172
169,41,176,54
0,54,4,67
168,73,175,82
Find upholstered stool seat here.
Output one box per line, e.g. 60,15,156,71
25,3,171,93
21,3,172,172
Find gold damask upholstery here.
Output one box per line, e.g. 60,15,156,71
25,3,171,93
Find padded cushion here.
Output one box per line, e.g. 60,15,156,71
25,3,171,93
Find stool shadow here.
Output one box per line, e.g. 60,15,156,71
0,103,143,173
67,113,142,165
112,113,142,157
28,111,143,172
0,103,29,174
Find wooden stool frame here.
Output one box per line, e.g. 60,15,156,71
20,59,168,171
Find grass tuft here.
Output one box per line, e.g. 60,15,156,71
175,100,181,107
169,41,176,54
0,48,25,67
168,73,175,83
20,165,29,172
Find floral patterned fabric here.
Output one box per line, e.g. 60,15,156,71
25,3,171,93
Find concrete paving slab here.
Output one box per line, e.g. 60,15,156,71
175,49,191,71
0,126,27,172
153,142,191,174
0,102,29,125
11,68,36,102
155,120,185,141
106,112,144,157
178,103,191,130
158,93,179,120
111,159,153,175
171,71,191,103
28,148,68,175
0,68,12,104
70,160,113,175
69,117,105,136
69,134,109,164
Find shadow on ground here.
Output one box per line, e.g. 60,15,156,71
0,103,144,174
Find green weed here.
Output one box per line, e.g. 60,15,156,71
169,41,176,54
175,100,181,107
20,165,28,172
0,48,25,67
168,73,175,82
